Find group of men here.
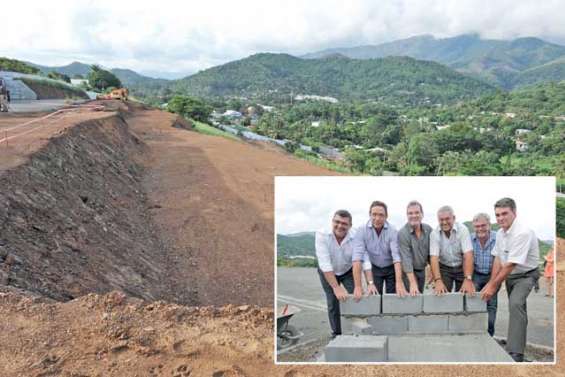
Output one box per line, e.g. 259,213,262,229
315,197,540,362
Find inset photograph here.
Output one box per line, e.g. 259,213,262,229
275,176,556,364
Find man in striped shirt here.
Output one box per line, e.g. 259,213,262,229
471,213,498,336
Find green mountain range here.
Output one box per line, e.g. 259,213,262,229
26,61,169,92
171,53,495,105
277,232,316,257
303,34,565,89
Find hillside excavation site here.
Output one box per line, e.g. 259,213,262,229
0,101,563,376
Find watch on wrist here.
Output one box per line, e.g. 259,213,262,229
465,275,472,280
368,280,374,285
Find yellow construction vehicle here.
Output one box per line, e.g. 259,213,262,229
0,77,10,112
96,87,129,101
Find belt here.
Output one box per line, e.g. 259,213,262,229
439,263,463,270
507,267,539,280
372,263,394,269
474,270,491,276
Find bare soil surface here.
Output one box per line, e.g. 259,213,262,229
130,109,333,306
0,102,562,375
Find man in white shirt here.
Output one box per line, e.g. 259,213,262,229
316,210,373,338
429,205,476,295
481,198,540,362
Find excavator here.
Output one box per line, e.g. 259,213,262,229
0,77,10,112
96,87,129,101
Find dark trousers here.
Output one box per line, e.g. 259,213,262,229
439,263,464,292
473,271,498,336
505,268,539,355
372,264,397,294
402,269,426,293
318,268,354,336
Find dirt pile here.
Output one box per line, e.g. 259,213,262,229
0,112,175,302
0,291,274,377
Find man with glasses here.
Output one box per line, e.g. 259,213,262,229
316,210,373,338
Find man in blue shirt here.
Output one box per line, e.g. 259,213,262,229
471,212,498,337
352,200,408,299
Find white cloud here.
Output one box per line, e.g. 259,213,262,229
2,0,565,75
275,176,556,240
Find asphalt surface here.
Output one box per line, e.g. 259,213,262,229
5,99,87,113
276,267,555,354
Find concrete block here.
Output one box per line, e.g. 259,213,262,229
465,294,487,312
423,292,464,313
387,334,513,362
367,316,408,335
449,313,488,333
325,335,388,362
341,316,354,335
408,315,449,334
340,294,381,316
349,318,371,335
382,294,423,314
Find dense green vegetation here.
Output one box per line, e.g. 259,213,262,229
0,57,40,74
304,34,565,89
15,77,88,99
171,53,494,105
558,198,565,238
277,233,316,257
47,71,71,83
250,81,564,177
87,65,122,90
167,95,212,123
191,120,240,141
277,257,317,268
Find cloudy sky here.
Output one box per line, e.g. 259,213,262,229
3,0,565,78
275,177,556,240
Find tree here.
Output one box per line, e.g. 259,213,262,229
88,65,121,90
48,71,71,83
166,95,212,123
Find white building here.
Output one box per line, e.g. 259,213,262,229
223,110,243,118
515,140,529,152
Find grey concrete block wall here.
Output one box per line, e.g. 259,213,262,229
382,294,423,314
325,335,388,362
367,316,408,335
423,292,464,313
408,315,449,333
465,294,488,313
449,313,488,333
349,318,371,335
340,294,381,316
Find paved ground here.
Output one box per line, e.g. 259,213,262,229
5,99,88,113
277,267,555,358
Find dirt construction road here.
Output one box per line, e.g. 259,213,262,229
129,109,334,306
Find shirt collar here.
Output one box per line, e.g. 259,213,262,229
438,222,459,235
367,220,388,230
472,230,496,244
406,222,425,234
332,230,353,245
504,219,519,235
